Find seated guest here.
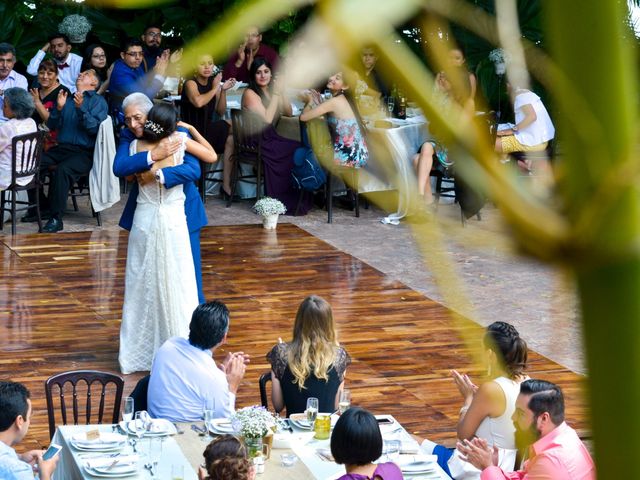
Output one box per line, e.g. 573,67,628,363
180,54,237,198
0,88,37,191
359,46,389,98
25,69,108,232
148,301,250,422
412,67,473,207
0,381,59,480
0,43,29,122
82,44,110,94
241,58,310,214
435,46,477,105
458,379,596,480
419,322,528,479
331,407,403,480
199,435,255,480
300,71,369,169
267,295,351,415
26,34,82,93
29,59,70,150
108,38,168,119
223,26,279,83
495,82,555,156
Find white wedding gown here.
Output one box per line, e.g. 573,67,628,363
119,133,199,374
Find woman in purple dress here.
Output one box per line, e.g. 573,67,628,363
241,58,311,215
331,407,404,480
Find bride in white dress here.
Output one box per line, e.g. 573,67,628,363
119,103,216,374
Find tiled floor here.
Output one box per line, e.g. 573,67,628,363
5,190,584,374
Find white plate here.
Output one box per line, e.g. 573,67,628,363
119,419,175,437
84,465,138,477
401,463,437,474
72,442,125,452
70,433,127,451
93,462,138,475
208,419,235,434
289,413,337,430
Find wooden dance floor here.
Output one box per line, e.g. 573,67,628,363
1,224,588,446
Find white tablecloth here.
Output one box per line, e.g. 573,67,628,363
52,424,197,479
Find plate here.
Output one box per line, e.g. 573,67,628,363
401,462,437,474
208,419,235,434
93,462,138,475
84,465,138,478
119,419,175,437
289,413,337,430
70,433,127,451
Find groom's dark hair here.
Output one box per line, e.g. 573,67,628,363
188,301,230,350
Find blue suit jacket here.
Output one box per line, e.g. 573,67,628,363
113,128,208,233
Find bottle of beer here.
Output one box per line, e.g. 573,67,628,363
178,76,185,95
397,95,407,120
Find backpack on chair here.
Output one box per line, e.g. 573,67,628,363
292,120,328,192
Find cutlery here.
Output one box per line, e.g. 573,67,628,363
106,459,120,471
144,462,155,477
129,438,137,453
191,424,206,435
173,422,184,434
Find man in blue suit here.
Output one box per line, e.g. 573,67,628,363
113,93,207,304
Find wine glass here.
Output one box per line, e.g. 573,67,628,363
305,397,318,426
339,389,351,414
386,97,395,117
383,439,401,462
122,397,134,424
134,411,147,440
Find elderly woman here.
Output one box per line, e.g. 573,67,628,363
0,88,38,191
266,295,351,414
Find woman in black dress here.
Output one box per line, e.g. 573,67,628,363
181,54,236,197
266,295,351,415
29,59,70,150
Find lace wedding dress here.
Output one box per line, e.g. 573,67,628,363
119,133,199,374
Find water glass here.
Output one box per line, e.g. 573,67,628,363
386,97,395,117
133,411,146,439
171,464,184,480
305,397,319,425
323,89,332,101
203,409,215,442
122,397,134,423
339,389,351,414
382,439,401,462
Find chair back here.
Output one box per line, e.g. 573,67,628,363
10,131,45,188
259,371,274,411
45,370,124,439
231,109,262,160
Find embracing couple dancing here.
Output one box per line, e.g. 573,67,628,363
114,93,217,374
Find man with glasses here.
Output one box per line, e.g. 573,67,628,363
27,33,82,93
141,25,166,72
223,26,279,83
109,38,168,120
0,43,28,122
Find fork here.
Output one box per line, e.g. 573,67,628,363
173,422,184,434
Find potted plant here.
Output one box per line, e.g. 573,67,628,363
253,197,286,230
231,406,276,457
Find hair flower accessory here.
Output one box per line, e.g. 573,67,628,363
145,120,165,135
58,14,92,44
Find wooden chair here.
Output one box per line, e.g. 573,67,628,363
128,374,150,413
44,370,124,439
227,109,263,207
0,131,45,234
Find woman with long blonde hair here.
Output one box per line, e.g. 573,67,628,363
266,295,351,414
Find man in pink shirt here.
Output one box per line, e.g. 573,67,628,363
457,379,596,480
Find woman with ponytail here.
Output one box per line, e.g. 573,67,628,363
199,435,255,480
419,321,529,479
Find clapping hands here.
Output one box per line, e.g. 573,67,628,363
56,89,68,110
456,437,498,471
451,369,478,404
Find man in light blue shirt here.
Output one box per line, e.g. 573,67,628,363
0,381,58,480
148,301,250,422
0,43,29,122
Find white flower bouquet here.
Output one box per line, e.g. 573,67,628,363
253,197,286,216
231,406,276,438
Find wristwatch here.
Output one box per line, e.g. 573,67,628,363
512,125,519,132
154,170,162,183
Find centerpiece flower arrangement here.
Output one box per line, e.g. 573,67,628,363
231,406,276,439
58,14,92,44
253,197,286,229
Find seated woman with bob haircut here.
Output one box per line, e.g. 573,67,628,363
331,407,403,480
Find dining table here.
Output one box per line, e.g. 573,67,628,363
50,413,449,479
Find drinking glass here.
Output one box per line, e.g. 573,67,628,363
338,389,351,414
171,464,184,480
133,411,146,439
203,409,215,442
323,89,332,101
122,397,134,423
382,439,401,462
386,97,395,117
305,397,318,426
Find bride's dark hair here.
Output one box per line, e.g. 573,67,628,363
142,103,177,142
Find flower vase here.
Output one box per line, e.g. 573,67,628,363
244,436,264,458
263,214,279,230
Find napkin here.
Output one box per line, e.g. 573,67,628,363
85,454,139,469
71,432,126,447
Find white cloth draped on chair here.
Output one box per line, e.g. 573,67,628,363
89,116,119,212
